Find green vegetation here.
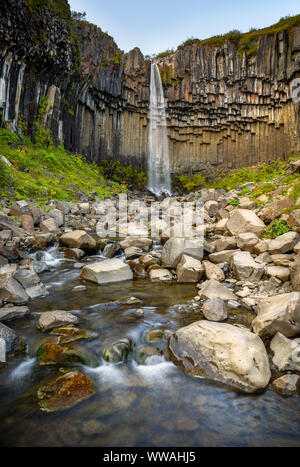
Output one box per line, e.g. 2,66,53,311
155,49,175,60
0,128,124,202
98,160,146,191
229,199,240,208
26,0,70,20
289,181,300,203
262,219,291,239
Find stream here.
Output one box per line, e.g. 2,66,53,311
0,245,299,447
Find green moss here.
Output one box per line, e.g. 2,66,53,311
26,0,70,20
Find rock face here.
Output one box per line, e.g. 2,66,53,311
81,259,133,284
227,210,266,236
168,321,271,393
2,2,299,175
252,292,300,338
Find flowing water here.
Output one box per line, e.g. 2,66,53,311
148,63,172,196
0,246,299,447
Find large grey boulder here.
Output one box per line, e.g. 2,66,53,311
198,280,236,301
168,321,271,393
227,209,266,236
231,251,265,282
60,230,97,251
177,255,204,283
0,322,19,353
252,292,300,338
38,310,79,332
48,208,65,227
269,232,299,255
81,259,133,285
162,238,203,268
13,269,48,299
270,332,300,372
0,273,29,304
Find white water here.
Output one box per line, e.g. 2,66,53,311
9,357,36,381
148,63,171,196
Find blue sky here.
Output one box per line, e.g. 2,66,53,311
68,0,300,56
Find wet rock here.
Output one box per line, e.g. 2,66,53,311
120,237,152,252
265,265,290,281
271,375,299,397
202,298,227,322
60,230,97,251
38,310,79,331
139,254,158,268
102,242,121,258
37,371,96,413
237,232,259,252
168,321,271,393
146,329,165,342
270,332,300,372
231,251,265,283
174,419,199,432
134,345,163,364
64,248,85,260
209,250,239,264
0,322,19,353
40,218,60,235
269,232,299,255
124,246,143,260
81,259,133,284
50,325,89,343
227,209,266,236
36,342,91,366
0,305,30,322
13,269,48,299
203,260,225,281
0,273,29,304
177,255,204,283
116,296,142,306
150,268,173,282
252,292,300,338
103,339,131,363
198,280,236,301
161,237,203,268
32,233,55,249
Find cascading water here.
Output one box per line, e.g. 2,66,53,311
148,63,171,196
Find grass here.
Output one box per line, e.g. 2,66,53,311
0,128,125,204
262,219,291,239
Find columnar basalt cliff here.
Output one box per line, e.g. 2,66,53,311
0,0,300,174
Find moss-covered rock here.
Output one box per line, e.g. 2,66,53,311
103,339,131,363
36,341,92,366
49,325,89,343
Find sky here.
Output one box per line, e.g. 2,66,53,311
68,0,300,56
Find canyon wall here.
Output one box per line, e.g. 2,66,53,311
0,0,300,175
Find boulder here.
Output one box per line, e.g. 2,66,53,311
269,232,299,255
0,213,26,237
119,237,152,251
204,200,219,217
272,254,294,267
265,266,290,281
38,310,79,331
60,230,96,251
226,209,266,236
103,339,131,363
231,251,265,283
40,217,60,234
10,200,30,217
0,305,30,322
102,242,121,258
168,321,271,393
13,269,48,299
252,292,300,338
236,232,259,252
271,375,299,397
259,199,294,223
177,255,204,283
20,214,35,233
48,208,65,227
290,255,300,291
0,273,29,304
288,210,300,233
81,259,133,285
203,261,225,282
198,280,236,301
161,238,203,268
0,322,19,353
30,207,46,225
124,247,143,260
270,332,300,372
150,268,173,282
209,250,239,264
215,237,237,252
64,248,85,260
254,241,269,255
202,298,227,322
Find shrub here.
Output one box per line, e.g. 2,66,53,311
262,219,291,239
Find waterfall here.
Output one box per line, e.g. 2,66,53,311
148,63,171,196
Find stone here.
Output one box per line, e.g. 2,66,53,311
209,250,239,264
271,375,299,397
119,237,152,251
139,254,157,268
259,199,294,223
0,305,30,322
236,232,259,252
204,200,219,217
198,280,236,301
227,209,266,236
231,251,265,283
150,268,173,282
38,311,79,331
161,237,203,268
203,261,225,282
0,337,5,367
287,210,300,232
124,246,143,260
269,232,299,255
0,322,19,353
290,255,300,291
81,259,133,285
265,266,290,281
214,218,228,234
146,329,165,342
56,201,71,214
48,208,65,227
176,255,204,283
10,200,30,217
103,339,131,363
60,230,97,251
20,214,35,233
0,213,26,237
202,298,227,322
215,237,237,252
102,242,121,258
50,326,89,343
254,241,269,255
0,230,12,243
252,292,300,338
64,248,85,260
37,371,96,412
272,254,294,267
30,207,46,225
0,273,29,304
40,218,60,234
13,269,48,299
32,233,54,249
37,342,92,366
270,332,300,372
239,197,257,210
168,321,271,393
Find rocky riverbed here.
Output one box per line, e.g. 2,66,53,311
0,163,300,446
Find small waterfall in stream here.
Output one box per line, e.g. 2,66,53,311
148,63,172,196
